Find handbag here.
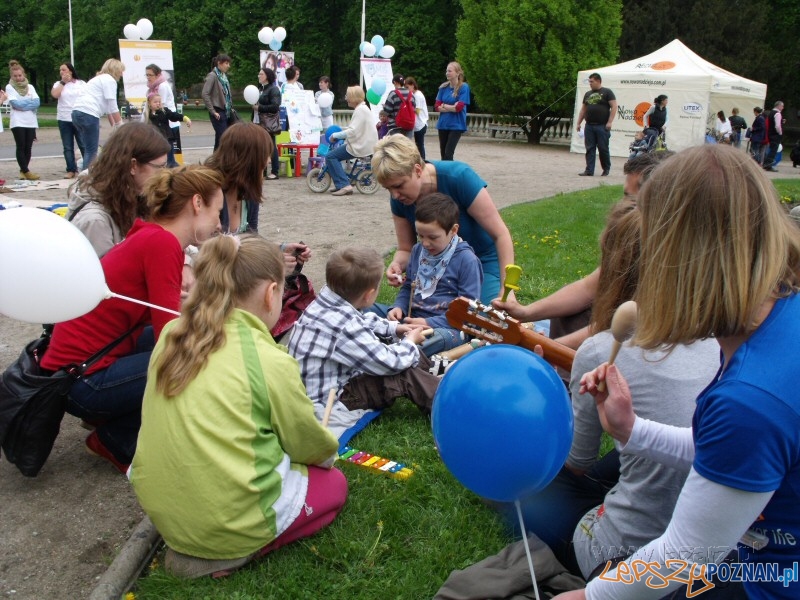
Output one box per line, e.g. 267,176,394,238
271,261,316,340
0,326,135,477
228,108,242,125
263,111,282,134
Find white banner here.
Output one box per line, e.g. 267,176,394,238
361,58,393,121
118,40,174,106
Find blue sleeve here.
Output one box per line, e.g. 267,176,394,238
435,87,444,103
424,248,482,331
457,83,470,105
9,97,40,111
693,383,798,492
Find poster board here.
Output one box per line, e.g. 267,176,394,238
282,87,321,143
260,50,295,87
360,58,393,120
118,40,174,107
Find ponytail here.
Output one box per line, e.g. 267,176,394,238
154,234,285,397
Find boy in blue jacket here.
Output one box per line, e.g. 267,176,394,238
388,193,483,356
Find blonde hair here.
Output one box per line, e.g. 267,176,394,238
144,165,223,221
634,144,800,349
8,60,25,75
143,94,161,121
371,135,422,184
591,199,640,332
326,247,384,302
440,61,465,96
154,235,285,397
345,85,365,104
99,58,124,79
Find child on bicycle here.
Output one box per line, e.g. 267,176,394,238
326,86,378,196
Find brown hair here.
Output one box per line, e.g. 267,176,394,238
326,247,384,302
204,122,271,205
635,144,800,349
154,235,285,397
145,165,224,221
78,122,171,235
415,193,460,232
405,76,421,93
591,199,640,332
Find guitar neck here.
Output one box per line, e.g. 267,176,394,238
515,327,575,372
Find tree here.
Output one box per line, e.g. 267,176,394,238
457,0,622,143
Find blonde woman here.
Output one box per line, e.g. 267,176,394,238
71,58,125,167
327,85,378,195
555,144,800,600
132,235,346,579
371,135,513,303
40,166,223,473
434,62,470,160
5,60,40,180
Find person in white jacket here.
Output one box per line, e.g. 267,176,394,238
5,60,40,180
327,86,378,196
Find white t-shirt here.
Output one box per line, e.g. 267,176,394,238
413,90,429,132
53,80,87,121
72,73,119,118
5,84,39,129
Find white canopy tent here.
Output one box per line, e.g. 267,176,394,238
570,40,767,157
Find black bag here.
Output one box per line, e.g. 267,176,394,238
0,326,136,477
0,331,71,477
228,108,242,125
263,111,282,134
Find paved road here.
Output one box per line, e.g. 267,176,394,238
0,134,216,161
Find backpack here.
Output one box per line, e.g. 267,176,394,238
394,90,416,131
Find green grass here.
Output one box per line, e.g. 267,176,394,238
131,185,617,599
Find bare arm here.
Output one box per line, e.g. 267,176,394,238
387,214,416,286
51,82,64,99
576,104,587,131
465,188,514,291
607,100,618,129
495,267,599,322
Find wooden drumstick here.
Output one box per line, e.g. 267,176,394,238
322,388,337,428
408,280,416,319
598,300,638,393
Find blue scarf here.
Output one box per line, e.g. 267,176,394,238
215,68,232,115
415,235,460,299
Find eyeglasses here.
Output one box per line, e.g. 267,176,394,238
147,160,169,169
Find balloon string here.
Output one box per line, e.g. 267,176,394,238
515,499,541,600
107,292,180,316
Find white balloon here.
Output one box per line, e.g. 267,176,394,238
243,84,260,105
379,45,395,59
362,42,376,57
273,26,287,42
0,208,108,323
258,27,274,45
123,24,141,41
316,92,333,109
136,18,153,40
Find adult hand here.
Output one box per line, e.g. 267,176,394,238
606,123,613,131
402,316,428,328
575,123,582,133
579,363,636,445
213,111,221,121
387,307,404,322
491,295,527,321
386,263,405,287
330,131,346,140
282,242,311,264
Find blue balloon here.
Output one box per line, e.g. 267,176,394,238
371,34,384,55
325,125,342,144
432,345,573,502
269,39,282,51
370,78,386,96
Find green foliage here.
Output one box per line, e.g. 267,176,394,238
457,0,622,142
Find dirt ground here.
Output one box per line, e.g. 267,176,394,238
0,122,796,599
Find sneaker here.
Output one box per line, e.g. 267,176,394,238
331,185,354,196
266,173,278,180
601,170,610,176
578,171,593,176
165,548,253,579
20,171,40,181
85,431,129,474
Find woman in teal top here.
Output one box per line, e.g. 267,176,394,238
371,134,514,303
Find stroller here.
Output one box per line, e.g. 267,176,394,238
629,127,667,158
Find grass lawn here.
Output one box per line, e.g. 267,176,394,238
129,178,798,598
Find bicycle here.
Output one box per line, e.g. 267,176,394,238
305,143,380,195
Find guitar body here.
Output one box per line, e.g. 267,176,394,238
446,297,575,372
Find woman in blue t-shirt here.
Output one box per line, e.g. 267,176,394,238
434,62,470,161
554,144,800,600
371,134,513,303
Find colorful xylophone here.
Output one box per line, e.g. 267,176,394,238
338,446,413,480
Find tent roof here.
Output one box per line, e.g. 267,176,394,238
579,39,765,96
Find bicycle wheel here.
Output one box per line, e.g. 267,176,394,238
355,169,380,195
306,167,332,193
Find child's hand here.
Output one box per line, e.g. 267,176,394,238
403,317,428,328
386,264,404,287
387,307,404,321
398,325,426,345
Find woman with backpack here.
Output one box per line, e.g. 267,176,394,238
383,74,416,139
435,62,470,161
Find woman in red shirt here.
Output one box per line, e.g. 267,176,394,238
41,165,224,472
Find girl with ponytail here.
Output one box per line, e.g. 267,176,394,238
40,165,224,473
132,235,346,579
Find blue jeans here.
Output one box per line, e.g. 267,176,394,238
58,120,86,173
71,110,101,169
66,329,155,464
414,125,428,160
419,328,464,357
269,132,279,176
583,123,611,174
327,143,355,190
210,109,229,150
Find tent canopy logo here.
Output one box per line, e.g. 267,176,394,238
617,102,652,127
634,61,676,71
682,102,703,115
